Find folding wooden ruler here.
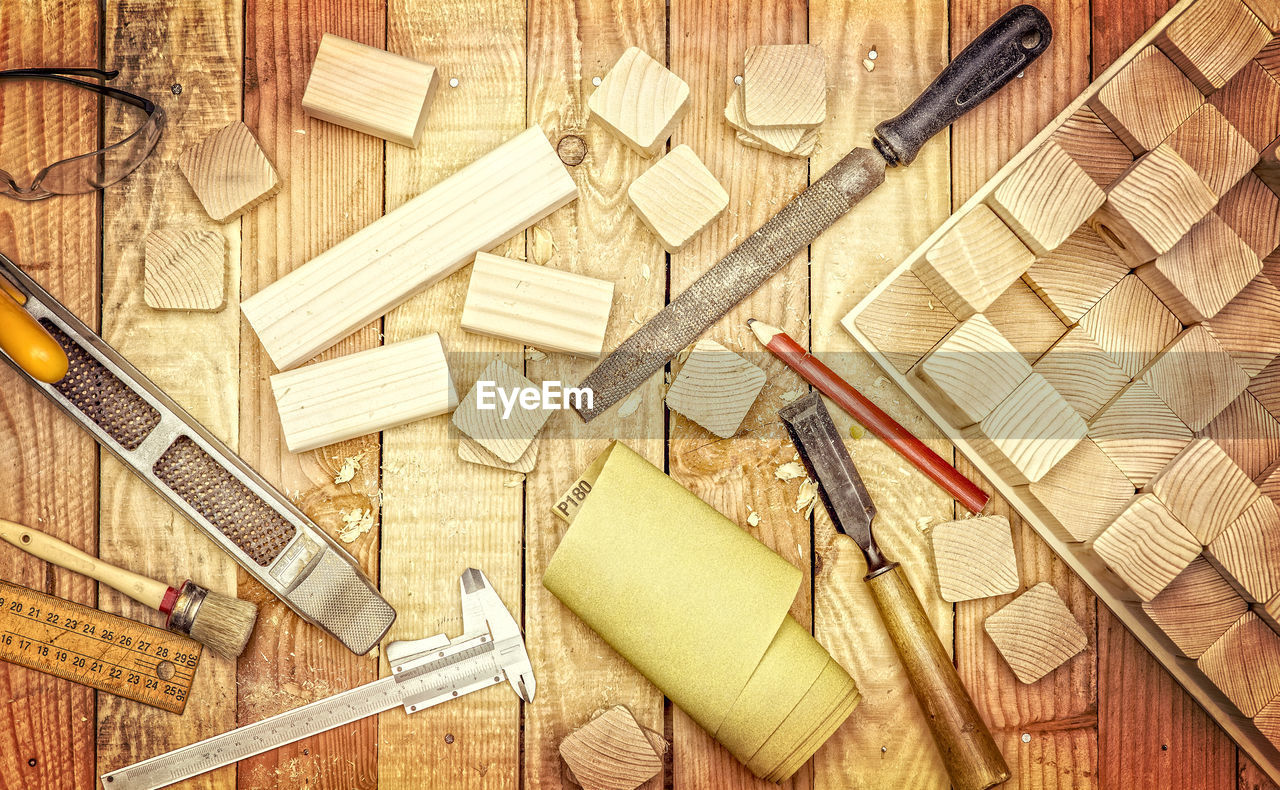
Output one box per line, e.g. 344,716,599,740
0,579,201,713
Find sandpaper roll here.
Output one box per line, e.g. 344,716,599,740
544,441,859,781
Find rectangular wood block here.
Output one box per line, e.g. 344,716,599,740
1049,105,1135,188
1146,437,1260,544
1091,493,1201,600
1135,212,1261,324
177,121,281,224
1024,438,1137,543
1197,611,1280,716
1210,60,1280,151
1140,325,1252,431
1142,556,1249,658
1088,45,1204,154
269,333,457,453
983,582,1088,684
1090,380,1195,487
589,46,690,157
910,314,1032,427
988,139,1107,256
1157,0,1272,93
461,252,615,358
627,144,729,252
1206,495,1280,601
1205,275,1280,376
849,270,958,374
929,515,1019,602
981,278,1068,364
301,33,439,147
1200,391,1280,479
1217,171,1280,260
1077,274,1182,379
964,372,1088,485
1164,103,1258,198
914,204,1035,320
742,44,826,128
1033,327,1131,422
241,126,578,370
1023,224,1130,324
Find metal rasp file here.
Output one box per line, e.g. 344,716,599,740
575,5,1052,421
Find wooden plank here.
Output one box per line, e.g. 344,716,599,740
1023,223,1130,325
95,0,241,783
1145,437,1260,544
664,339,766,439
1164,103,1259,198
588,46,690,157
240,125,578,370
1077,274,1182,379
1141,556,1249,658
909,314,1032,427
0,2,99,787
1136,212,1261,324
1156,0,1272,93
741,44,826,128
1091,494,1201,601
964,372,1089,485
987,139,1107,256
1087,45,1203,154
984,582,1089,684
627,144,729,252
914,204,1036,320
301,33,440,147
177,121,281,224
928,515,1019,602
143,228,227,312
1141,325,1252,432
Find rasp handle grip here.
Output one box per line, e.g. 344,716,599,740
874,4,1052,166
865,563,1010,790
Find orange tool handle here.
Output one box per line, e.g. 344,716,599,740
0,285,68,383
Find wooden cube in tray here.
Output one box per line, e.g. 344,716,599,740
1201,392,1280,479
1023,439,1137,543
1142,556,1249,658
1033,327,1130,422
982,279,1068,364
1156,0,1272,93
1077,274,1182,379
1205,274,1280,377
1024,223,1130,325
1088,45,1203,155
1197,611,1280,717
987,139,1106,256
1049,105,1135,189
963,373,1087,485
1206,495,1280,602
1091,493,1200,601
1164,103,1258,198
1217,172,1280,261
1140,325,1251,431
848,270,958,374
1210,60,1280,151
1089,380,1194,488
909,314,1032,427
914,205,1035,320
1135,212,1261,324
1145,437,1259,544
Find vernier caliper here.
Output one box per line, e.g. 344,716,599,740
101,569,534,790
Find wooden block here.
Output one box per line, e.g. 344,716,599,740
664,339,766,439
989,139,1107,256
1090,380,1195,487
914,204,1036,320
910,314,1032,427
588,47,690,157
1196,611,1280,716
1077,275,1182,379
1142,556,1250,658
1033,327,1130,422
1259,136,1280,198
1253,695,1280,753
177,121,280,224
269,333,457,453
1141,325,1252,431
457,434,536,474
1088,46,1204,154
1200,392,1280,479
461,252,615,358
1091,493,1201,600
1251,353,1280,420
1049,105,1135,188
1206,495,1280,601
301,33,439,147
452,359,554,464
1135,212,1261,324
1091,144,1218,266
852,271,958,373
1164,103,1258,198
724,86,813,157
1146,437,1260,544
1210,61,1280,150
559,706,663,790
1025,439,1137,543
1217,171,1280,259
1243,0,1280,30
1157,0,1272,93
241,126,578,370
741,44,826,128
1023,224,1130,324
965,372,1088,485
1206,275,1280,376
1259,35,1280,79
627,145,729,253
734,127,817,158
929,515,1019,602
983,582,1088,684
142,228,226,311
982,279,1068,364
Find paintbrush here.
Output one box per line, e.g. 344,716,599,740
0,518,257,659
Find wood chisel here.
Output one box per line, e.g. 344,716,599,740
575,5,1052,421
100,568,533,790
779,392,1008,790
0,252,394,656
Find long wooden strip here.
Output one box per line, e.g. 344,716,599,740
242,125,578,370
0,3,99,787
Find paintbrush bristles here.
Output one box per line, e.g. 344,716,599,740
187,591,258,660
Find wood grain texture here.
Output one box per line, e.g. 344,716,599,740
723,86,813,157
1077,274,1182,379
1025,438,1138,543
989,139,1106,256
1091,494,1201,601
1089,384,1194,488
967,372,1088,486
1261,136,1280,197
1245,0,1280,29
627,144,729,252
177,121,281,223
1156,0,1272,92
1034,327,1131,422
1205,494,1280,601
734,127,818,158
915,204,1036,320
452,358,552,464
457,433,536,474
558,707,663,790
1197,611,1280,717
1050,105,1135,188
1164,103,1259,198
143,228,227,311
1141,325,1252,432
852,270,958,374
1199,391,1280,479
1217,171,1280,261
1023,223,1130,325
1146,437,1260,544
1206,275,1280,377
664,339,766,439
1136,212,1261,324
1088,45,1203,154
911,314,1032,427
741,44,826,128
981,277,1068,364
1141,556,1249,658
1210,60,1280,151
929,515,1019,602
588,45,690,156
985,582,1089,684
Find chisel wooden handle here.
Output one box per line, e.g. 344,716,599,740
865,563,1010,790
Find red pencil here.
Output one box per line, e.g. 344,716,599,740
749,319,989,514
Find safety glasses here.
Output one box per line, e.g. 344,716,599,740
0,67,165,201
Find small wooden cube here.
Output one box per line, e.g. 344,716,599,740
1259,35,1280,79
981,279,1068,364
1049,105,1135,188
724,86,813,157
1196,611,1280,716
915,205,1036,320
301,34,439,147
1210,60,1280,150
664,339,766,439
1164,104,1258,198
1142,556,1249,658
1252,353,1280,420
850,271,959,373
1244,0,1280,31
1217,172,1280,260
143,228,226,311
1092,493,1201,600
1201,392,1280,479
929,515,1020,602
1135,212,1261,324
910,314,1032,427
1023,224,1130,324
452,359,554,464
1141,325,1252,431
177,121,281,223
1146,437,1260,544
1025,439,1137,543
1205,275,1280,376
559,706,663,790
1206,495,1280,601
742,44,826,128
1156,0,1272,93
1259,136,1280,197
1092,144,1218,266
988,140,1107,257
965,373,1088,485
589,47,690,157
734,127,818,158
1090,381,1194,488
1088,46,1204,154
628,145,728,252
1077,275,1182,379
1033,327,1130,421
984,582,1088,684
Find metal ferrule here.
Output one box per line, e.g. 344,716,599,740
165,580,206,636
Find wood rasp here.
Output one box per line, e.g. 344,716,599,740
576,5,1052,422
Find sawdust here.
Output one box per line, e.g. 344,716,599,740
863,58,875,72
794,479,818,518
531,225,555,264
747,507,761,527
338,508,374,543
526,348,547,362
775,461,806,481
617,391,643,418
780,387,805,403
641,263,651,281
333,452,366,485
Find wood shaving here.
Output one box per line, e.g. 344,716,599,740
531,225,555,264
504,474,525,488
780,387,806,403
849,422,865,440
794,479,818,518
617,391,643,418
747,507,761,527
333,453,366,485
775,461,806,481
641,264,651,281
338,508,374,543
526,349,547,362
863,58,875,72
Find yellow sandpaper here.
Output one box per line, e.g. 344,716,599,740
544,441,859,781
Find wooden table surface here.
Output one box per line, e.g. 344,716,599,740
1,0,1274,788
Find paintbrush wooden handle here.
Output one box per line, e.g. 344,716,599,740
865,563,1010,790
0,519,170,611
